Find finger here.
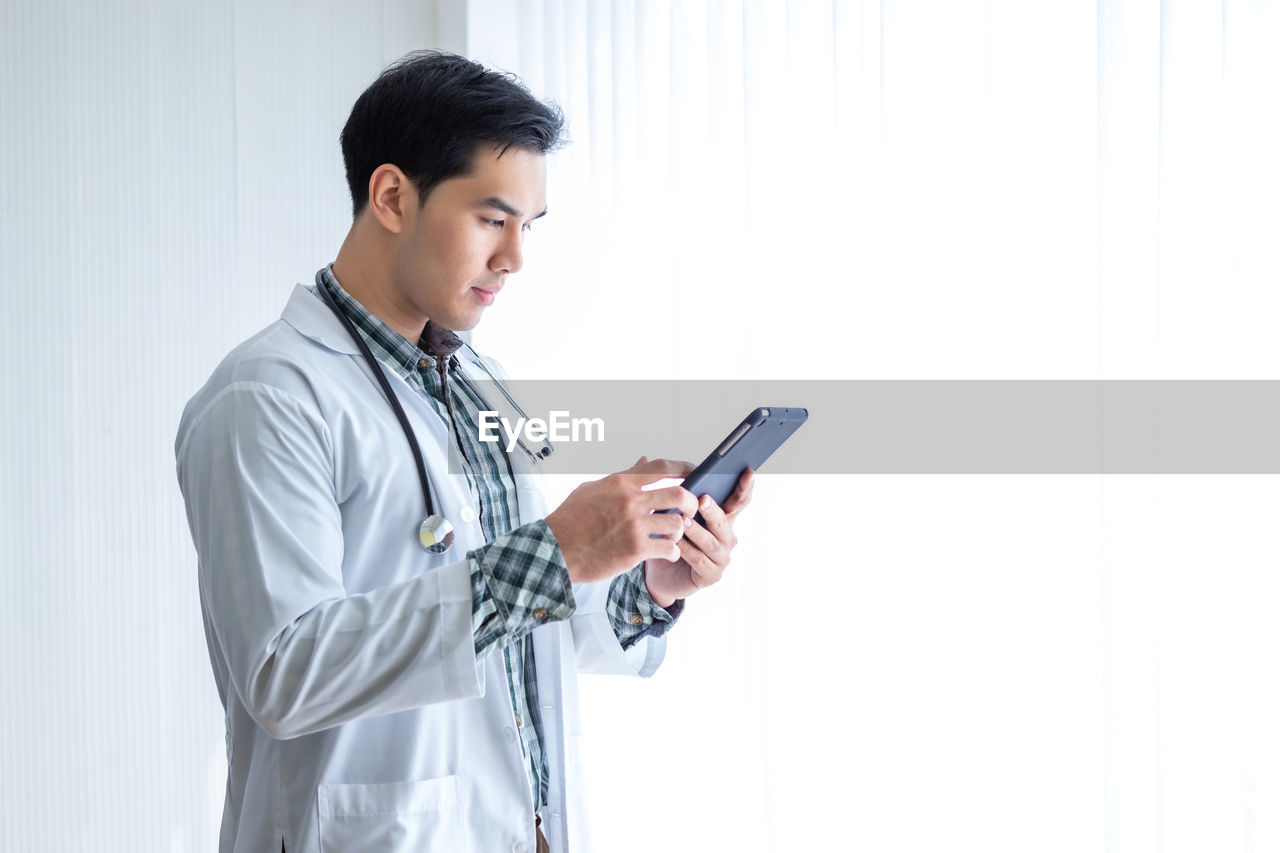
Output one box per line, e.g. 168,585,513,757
641,484,699,519
723,468,756,517
694,494,738,552
675,536,725,586
679,517,725,563
628,457,694,479
645,528,682,562
680,509,738,571
644,509,688,541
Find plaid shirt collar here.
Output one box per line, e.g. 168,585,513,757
315,266,464,377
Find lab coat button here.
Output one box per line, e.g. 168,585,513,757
511,843,529,853
533,608,548,621
460,506,476,524
504,726,516,743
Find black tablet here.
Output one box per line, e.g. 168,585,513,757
669,406,808,524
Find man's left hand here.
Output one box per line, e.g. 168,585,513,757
643,467,755,608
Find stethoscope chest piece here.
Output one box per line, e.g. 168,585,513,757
419,514,455,554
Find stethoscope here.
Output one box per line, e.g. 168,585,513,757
317,282,552,555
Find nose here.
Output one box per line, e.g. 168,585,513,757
491,229,524,275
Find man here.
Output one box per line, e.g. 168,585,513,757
176,51,752,852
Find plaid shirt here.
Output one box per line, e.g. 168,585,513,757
315,267,678,807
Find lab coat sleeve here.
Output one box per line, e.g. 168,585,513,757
567,579,667,677
177,380,482,740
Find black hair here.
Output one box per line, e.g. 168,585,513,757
339,51,566,217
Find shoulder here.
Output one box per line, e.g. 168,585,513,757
188,319,320,402
183,284,350,410
176,316,339,461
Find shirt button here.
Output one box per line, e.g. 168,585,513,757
533,608,548,621
514,713,523,727
417,357,430,371
629,614,644,626
460,506,476,524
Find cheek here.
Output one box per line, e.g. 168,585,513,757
442,233,484,273
422,220,489,279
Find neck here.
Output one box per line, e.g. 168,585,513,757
331,218,426,342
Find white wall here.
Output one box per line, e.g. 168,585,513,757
0,1,448,849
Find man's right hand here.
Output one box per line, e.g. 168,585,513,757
545,457,699,585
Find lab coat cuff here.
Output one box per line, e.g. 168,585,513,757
568,580,669,677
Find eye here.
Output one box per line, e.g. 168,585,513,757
481,217,534,233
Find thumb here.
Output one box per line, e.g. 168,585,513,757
633,455,647,466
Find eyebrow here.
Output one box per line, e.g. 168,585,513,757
479,196,548,221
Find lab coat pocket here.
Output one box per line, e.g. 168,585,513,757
317,775,468,853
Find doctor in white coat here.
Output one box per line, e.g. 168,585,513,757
175,52,753,853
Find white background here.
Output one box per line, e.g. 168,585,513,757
2,1,1279,851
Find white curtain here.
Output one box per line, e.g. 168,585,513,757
463,2,1280,851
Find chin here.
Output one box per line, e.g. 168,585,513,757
447,312,483,333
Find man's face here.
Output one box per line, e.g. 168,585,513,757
391,144,548,332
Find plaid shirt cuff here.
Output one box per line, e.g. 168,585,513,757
471,520,576,659
607,563,684,650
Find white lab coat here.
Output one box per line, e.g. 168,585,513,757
176,284,666,853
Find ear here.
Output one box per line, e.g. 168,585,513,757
365,164,417,234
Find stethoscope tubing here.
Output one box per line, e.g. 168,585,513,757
317,282,439,523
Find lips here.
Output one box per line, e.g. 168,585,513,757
472,283,503,307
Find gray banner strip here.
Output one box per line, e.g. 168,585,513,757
447,380,1280,474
